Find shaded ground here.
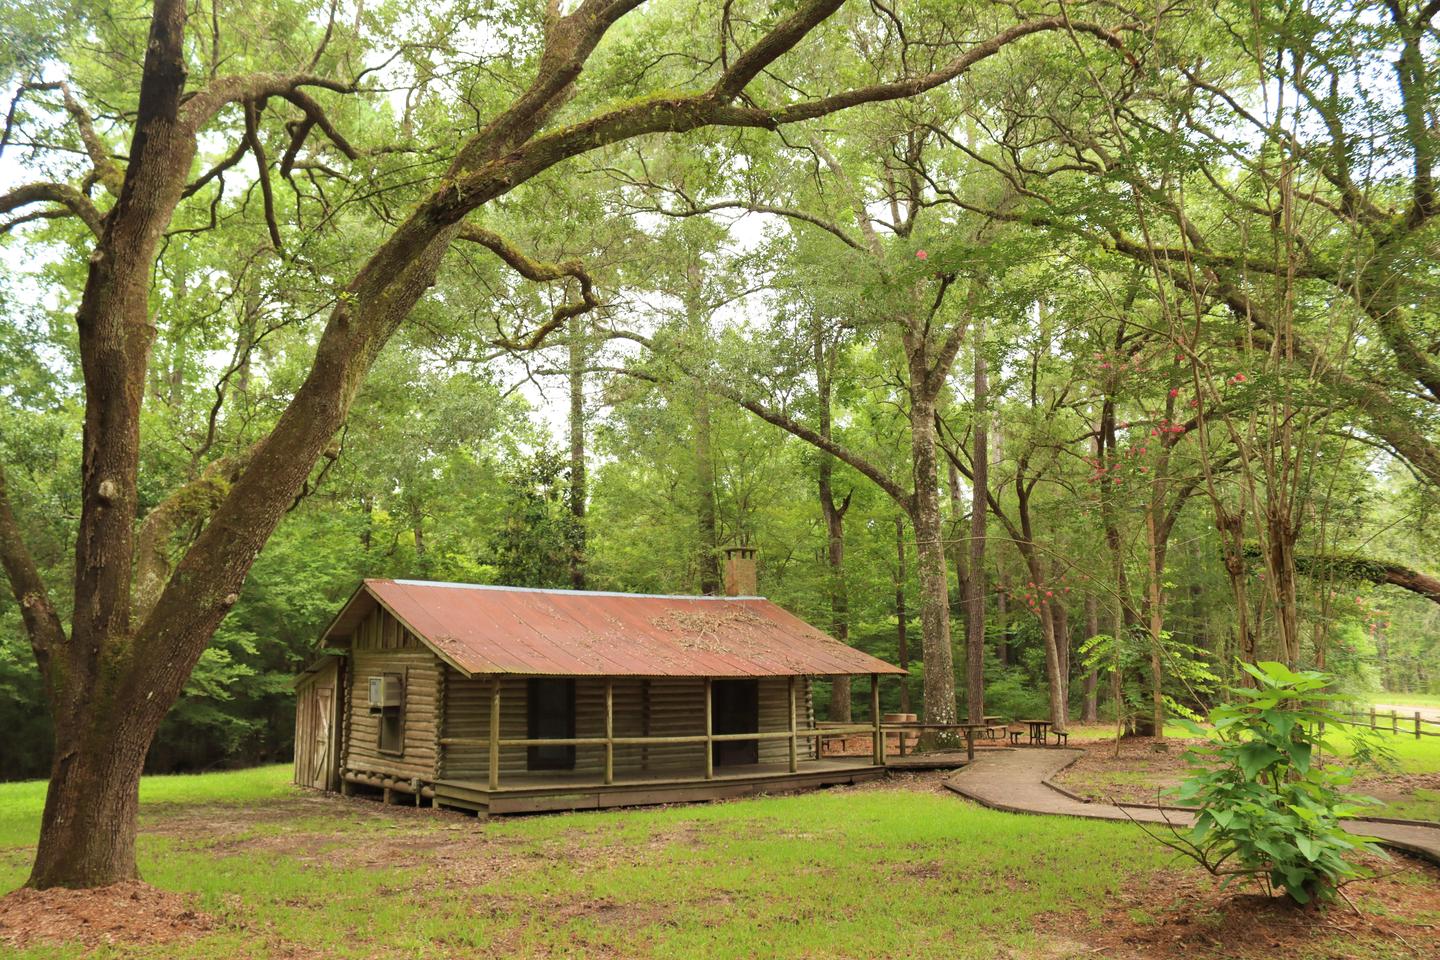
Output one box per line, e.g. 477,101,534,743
4,768,1173,958
4,763,1439,958
1047,857,1440,960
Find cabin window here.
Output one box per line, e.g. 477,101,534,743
378,672,405,755
527,678,576,770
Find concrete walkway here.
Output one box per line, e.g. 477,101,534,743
942,748,1440,865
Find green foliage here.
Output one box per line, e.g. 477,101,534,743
1079,629,1219,725
491,448,583,589
1171,662,1389,905
975,653,1050,721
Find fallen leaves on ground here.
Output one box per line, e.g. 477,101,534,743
0,880,213,950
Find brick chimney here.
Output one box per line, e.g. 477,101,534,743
723,546,758,597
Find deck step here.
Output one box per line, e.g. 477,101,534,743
433,765,884,815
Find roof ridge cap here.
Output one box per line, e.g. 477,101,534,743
381,578,766,601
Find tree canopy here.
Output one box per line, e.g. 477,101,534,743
3,0,1440,888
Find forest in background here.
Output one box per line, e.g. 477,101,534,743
4,0,1440,785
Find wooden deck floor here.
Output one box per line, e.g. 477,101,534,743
434,758,884,814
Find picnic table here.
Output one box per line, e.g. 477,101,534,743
1019,719,1053,746
955,722,994,761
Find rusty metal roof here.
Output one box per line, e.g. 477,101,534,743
321,579,905,678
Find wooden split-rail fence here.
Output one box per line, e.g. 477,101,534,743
1331,707,1440,739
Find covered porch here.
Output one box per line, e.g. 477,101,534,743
432,673,890,814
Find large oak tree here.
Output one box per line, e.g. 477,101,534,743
0,0,1133,888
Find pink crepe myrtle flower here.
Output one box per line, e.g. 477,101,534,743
915,249,928,260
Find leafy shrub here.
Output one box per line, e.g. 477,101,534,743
1079,628,1218,730
1170,661,1388,905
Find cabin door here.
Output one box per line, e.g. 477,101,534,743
711,679,759,767
527,678,577,770
294,657,342,791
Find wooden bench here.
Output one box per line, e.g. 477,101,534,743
1052,730,1069,746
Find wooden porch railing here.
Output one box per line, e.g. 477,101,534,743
440,673,891,790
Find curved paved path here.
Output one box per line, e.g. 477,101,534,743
942,748,1440,865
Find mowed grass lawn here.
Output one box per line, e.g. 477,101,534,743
1321,723,1440,774
0,767,1181,959
1364,692,1440,709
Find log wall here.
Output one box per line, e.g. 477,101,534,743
340,607,443,781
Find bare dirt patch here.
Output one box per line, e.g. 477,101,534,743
0,881,213,950
1048,853,1440,960
148,791,488,868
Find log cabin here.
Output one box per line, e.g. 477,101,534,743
294,556,905,815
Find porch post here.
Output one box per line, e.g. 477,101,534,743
604,678,615,785
871,673,884,766
704,677,714,780
788,676,799,773
488,676,501,791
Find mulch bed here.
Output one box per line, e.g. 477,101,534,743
0,880,213,950
1057,854,1440,959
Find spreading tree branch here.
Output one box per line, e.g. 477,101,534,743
457,224,600,351
0,182,103,237
0,464,67,675
600,327,914,508
1248,544,1440,607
